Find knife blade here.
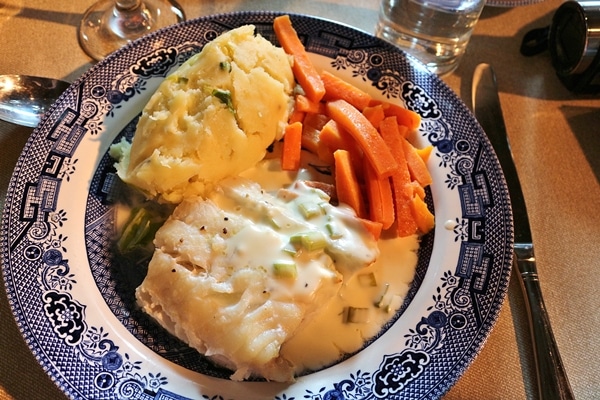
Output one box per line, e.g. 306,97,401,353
472,63,575,400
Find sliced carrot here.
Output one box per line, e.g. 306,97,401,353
321,71,372,111
273,15,325,103
392,182,418,237
410,194,435,234
364,161,383,225
379,116,418,237
301,125,320,155
317,138,335,165
326,99,398,179
295,94,325,114
411,180,426,200
318,119,344,149
364,161,395,230
318,119,362,166
416,144,433,163
317,119,344,164
370,99,421,131
301,113,329,154
362,104,386,130
281,121,303,171
402,139,433,187
359,218,384,241
288,108,305,124
378,175,395,230
333,149,366,218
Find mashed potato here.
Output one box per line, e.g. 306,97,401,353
113,25,295,203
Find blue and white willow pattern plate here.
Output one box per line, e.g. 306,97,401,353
1,11,512,400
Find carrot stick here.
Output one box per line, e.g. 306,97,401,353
411,180,426,200
295,94,325,114
317,119,343,164
333,149,366,218
416,144,433,163
377,174,395,230
318,119,345,150
281,121,303,171
288,108,305,124
379,116,418,237
359,218,383,241
410,194,435,234
317,138,335,164
402,139,433,187
321,71,372,111
326,99,398,179
362,104,386,129
364,161,395,230
301,113,329,154
273,15,325,103
318,119,363,171
369,99,421,131
364,161,383,225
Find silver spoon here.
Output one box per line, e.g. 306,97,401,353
0,74,70,128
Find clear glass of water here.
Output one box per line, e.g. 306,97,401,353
376,0,486,75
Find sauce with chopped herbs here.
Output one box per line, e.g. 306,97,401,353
241,154,419,373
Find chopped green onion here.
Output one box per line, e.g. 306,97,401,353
266,210,282,230
273,261,297,279
343,307,370,323
290,231,327,252
357,272,377,287
267,217,281,230
385,294,403,313
117,206,164,253
326,222,344,239
374,283,390,308
282,246,298,256
219,61,231,72
212,88,235,113
298,202,322,219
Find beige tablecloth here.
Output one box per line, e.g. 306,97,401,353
1,1,599,399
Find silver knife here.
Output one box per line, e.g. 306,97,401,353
472,63,575,400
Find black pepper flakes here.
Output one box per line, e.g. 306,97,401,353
223,228,228,234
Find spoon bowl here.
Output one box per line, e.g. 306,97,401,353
0,74,70,128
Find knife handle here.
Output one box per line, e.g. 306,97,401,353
515,244,575,400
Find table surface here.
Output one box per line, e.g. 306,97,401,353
1,1,599,399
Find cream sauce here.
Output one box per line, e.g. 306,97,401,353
117,148,421,376
241,153,420,374
207,175,378,302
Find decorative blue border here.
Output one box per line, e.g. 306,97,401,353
2,11,512,400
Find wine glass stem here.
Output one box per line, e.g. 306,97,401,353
115,0,142,11
111,0,151,37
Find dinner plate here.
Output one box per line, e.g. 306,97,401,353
1,11,512,400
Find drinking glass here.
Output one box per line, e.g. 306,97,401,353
78,0,185,61
376,0,486,75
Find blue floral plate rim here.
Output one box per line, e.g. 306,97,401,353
1,10,513,400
